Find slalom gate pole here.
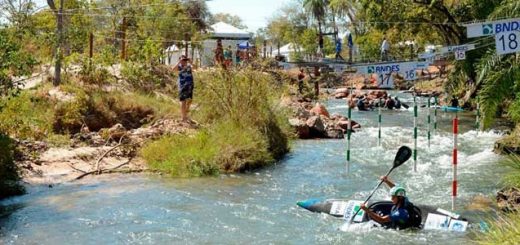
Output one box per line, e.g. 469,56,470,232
413,94,418,172
347,83,353,173
476,97,481,134
452,114,459,211
434,97,438,135
378,98,382,147
427,96,431,148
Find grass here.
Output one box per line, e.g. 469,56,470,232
474,153,520,244
0,91,54,140
475,214,520,245
141,68,292,177
0,81,179,141
502,154,520,187
141,120,273,177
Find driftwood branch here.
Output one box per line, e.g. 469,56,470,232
95,134,127,174
75,156,135,180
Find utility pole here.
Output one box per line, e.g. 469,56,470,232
185,33,189,57
263,40,267,59
120,17,127,60
53,0,64,86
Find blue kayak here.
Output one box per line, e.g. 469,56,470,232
440,106,464,112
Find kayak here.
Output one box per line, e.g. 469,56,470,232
440,106,464,112
297,198,469,231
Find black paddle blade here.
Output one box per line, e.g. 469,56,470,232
393,146,412,168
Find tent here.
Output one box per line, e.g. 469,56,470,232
273,43,299,62
210,22,251,40
165,22,252,67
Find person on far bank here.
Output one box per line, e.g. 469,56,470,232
360,176,418,230
381,37,390,61
451,96,459,108
224,45,233,69
297,68,305,94
174,55,194,123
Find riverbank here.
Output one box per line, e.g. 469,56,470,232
0,67,293,194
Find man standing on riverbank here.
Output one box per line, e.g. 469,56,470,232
174,55,194,123
381,37,390,61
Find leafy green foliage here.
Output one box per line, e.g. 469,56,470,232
0,29,36,102
0,134,24,199
477,53,519,128
0,91,54,140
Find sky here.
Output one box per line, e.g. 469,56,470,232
31,0,291,32
207,0,291,32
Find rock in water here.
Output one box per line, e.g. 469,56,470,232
289,118,311,139
310,103,330,118
497,187,520,212
306,116,326,138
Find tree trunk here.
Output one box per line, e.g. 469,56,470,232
53,0,63,86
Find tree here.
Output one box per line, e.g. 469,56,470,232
211,13,247,29
47,0,64,86
0,0,36,33
303,0,328,35
0,29,36,106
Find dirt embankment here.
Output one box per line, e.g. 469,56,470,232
16,119,198,185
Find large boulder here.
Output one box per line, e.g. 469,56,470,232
334,88,350,99
289,118,311,139
325,128,344,139
306,116,326,137
309,102,330,118
295,106,311,120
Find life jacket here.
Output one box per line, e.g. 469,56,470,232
405,202,423,229
386,200,422,230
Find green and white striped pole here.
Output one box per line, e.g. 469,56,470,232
427,96,431,148
413,94,418,172
476,97,481,133
347,87,353,173
378,98,382,147
434,97,438,135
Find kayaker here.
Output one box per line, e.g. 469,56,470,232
385,96,395,110
360,177,417,229
450,96,459,108
357,96,368,111
394,97,402,109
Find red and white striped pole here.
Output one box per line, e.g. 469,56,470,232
452,115,458,211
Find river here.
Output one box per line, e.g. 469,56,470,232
0,92,508,244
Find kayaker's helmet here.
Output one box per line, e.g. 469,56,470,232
390,186,406,197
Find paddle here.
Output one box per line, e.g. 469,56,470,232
346,146,412,224
401,103,410,109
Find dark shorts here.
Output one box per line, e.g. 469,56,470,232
179,83,194,101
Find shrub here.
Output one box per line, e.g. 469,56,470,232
121,61,161,93
141,120,272,177
141,69,292,177
0,91,54,140
0,134,24,199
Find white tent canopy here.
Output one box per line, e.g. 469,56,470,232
273,43,300,62
164,22,252,67
210,22,251,40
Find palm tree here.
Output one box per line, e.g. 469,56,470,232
329,0,357,22
303,0,328,40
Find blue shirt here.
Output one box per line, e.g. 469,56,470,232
178,64,193,87
390,198,411,228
